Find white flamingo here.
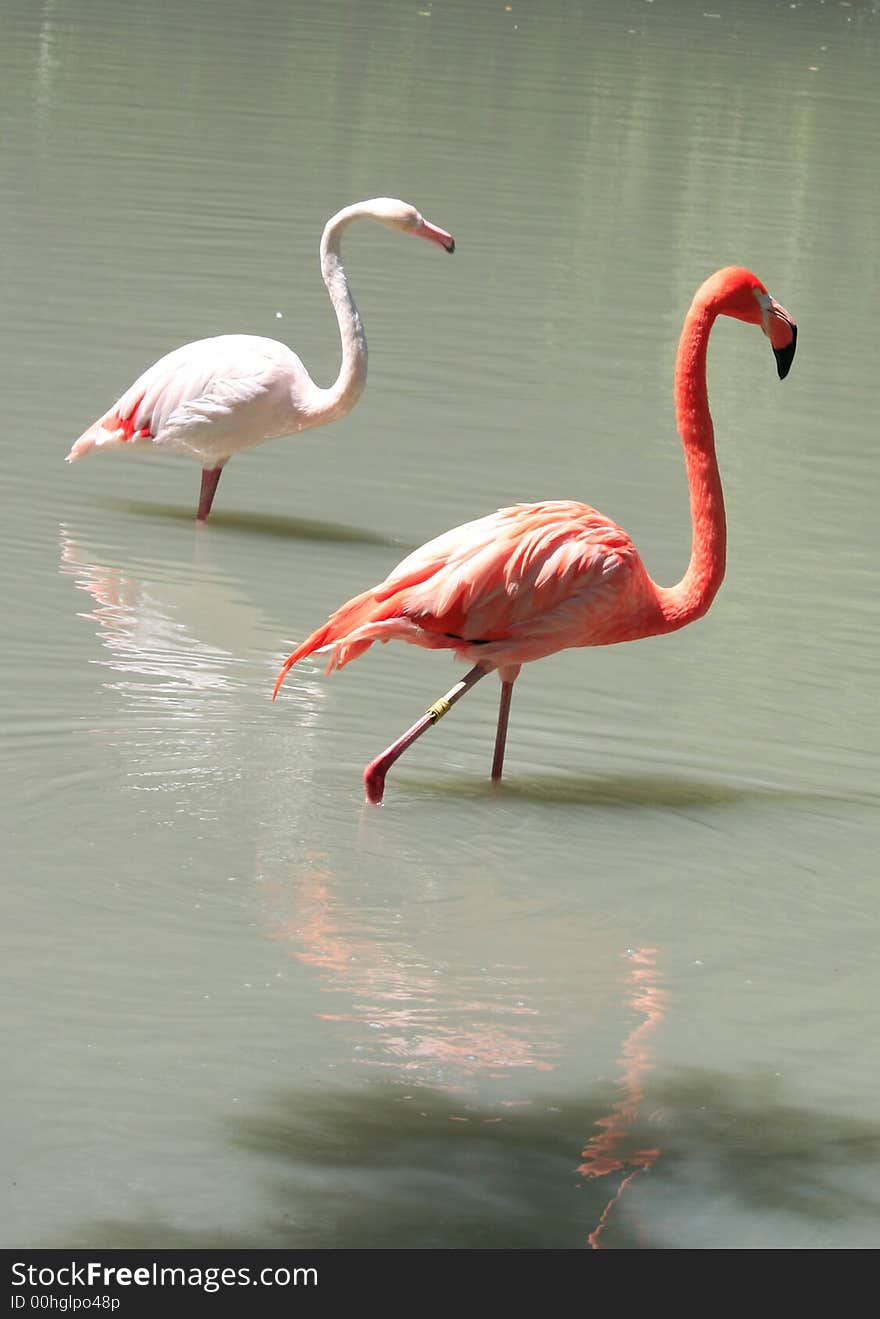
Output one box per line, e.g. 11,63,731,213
66,198,455,522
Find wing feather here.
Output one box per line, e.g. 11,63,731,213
274,501,652,693
398,502,641,640
68,335,311,462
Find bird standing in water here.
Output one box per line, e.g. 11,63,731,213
273,266,797,804
66,198,455,522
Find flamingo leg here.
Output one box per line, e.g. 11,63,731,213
490,679,515,782
196,465,225,524
363,664,488,805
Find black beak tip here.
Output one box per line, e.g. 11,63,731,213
446,238,456,255
773,322,797,380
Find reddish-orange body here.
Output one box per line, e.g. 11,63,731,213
274,267,797,802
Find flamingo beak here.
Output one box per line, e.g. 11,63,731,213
415,218,456,254
766,298,797,379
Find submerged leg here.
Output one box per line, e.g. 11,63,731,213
196,465,225,523
363,664,488,805
490,679,515,782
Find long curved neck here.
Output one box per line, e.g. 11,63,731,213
310,205,369,423
654,293,727,631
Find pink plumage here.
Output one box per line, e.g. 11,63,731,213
273,267,798,804
273,502,650,692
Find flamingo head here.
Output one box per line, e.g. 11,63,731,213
706,266,797,379
370,198,455,253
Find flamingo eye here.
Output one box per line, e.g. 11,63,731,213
753,287,772,333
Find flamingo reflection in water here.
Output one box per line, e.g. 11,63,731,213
58,527,306,824
59,527,244,694
260,858,668,1242
260,855,557,1084
578,947,667,1248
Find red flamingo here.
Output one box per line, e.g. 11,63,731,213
66,199,455,523
273,267,797,804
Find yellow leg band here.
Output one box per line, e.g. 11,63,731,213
426,696,451,724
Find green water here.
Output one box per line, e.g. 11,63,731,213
3,0,879,1248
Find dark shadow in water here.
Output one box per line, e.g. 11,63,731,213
393,771,855,811
62,1069,880,1249
101,497,407,547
